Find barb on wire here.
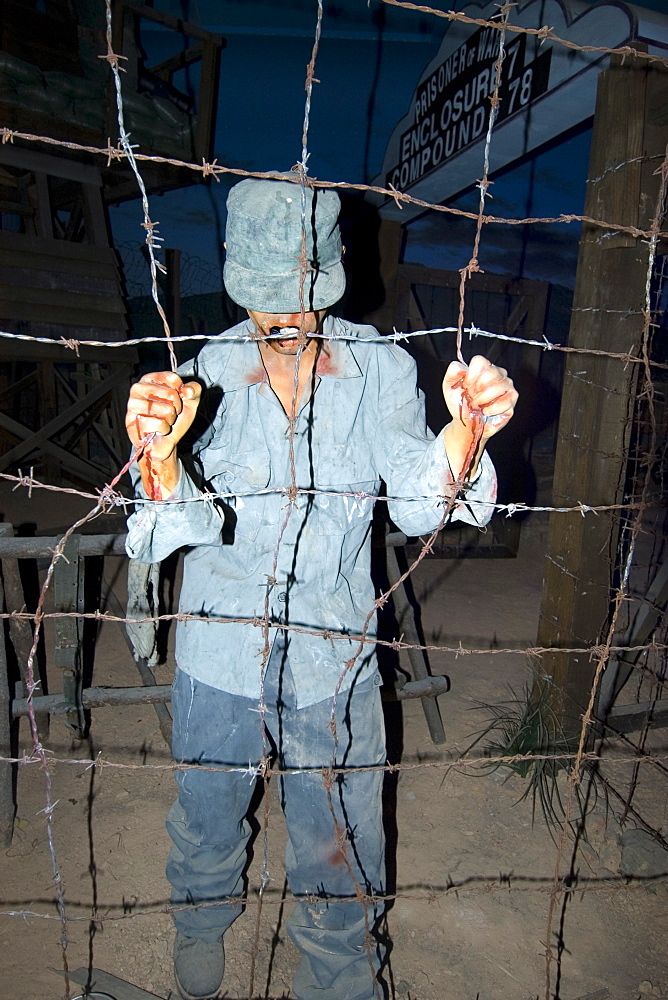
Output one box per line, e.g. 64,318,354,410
5,468,663,521
2,4,183,990
10,424,152,998
328,373,491,747
247,4,329,996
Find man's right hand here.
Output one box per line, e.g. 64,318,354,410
126,372,202,498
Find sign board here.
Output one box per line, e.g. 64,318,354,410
371,0,668,221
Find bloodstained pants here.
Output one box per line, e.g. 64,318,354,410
166,641,386,1000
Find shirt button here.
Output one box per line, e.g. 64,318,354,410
223,471,234,483
278,592,287,603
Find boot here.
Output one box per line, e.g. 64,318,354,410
173,931,225,1000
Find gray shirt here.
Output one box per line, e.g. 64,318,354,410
126,316,497,707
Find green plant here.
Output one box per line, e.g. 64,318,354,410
465,682,597,837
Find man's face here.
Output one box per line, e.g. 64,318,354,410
248,309,326,356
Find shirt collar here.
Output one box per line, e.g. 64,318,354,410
216,316,363,391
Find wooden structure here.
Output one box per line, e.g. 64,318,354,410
0,1,223,484
389,263,550,557
535,51,668,735
0,0,223,199
0,144,135,483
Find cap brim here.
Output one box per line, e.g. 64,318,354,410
224,259,346,313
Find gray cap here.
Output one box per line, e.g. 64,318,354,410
223,176,345,313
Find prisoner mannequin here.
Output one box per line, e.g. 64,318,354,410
125,177,517,1000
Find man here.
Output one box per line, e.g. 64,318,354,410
125,176,517,1000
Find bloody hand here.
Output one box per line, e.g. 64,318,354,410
443,355,517,440
441,355,517,481
125,372,202,499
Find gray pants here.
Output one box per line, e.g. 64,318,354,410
166,642,386,1000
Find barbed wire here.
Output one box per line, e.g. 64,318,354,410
101,0,177,374
2,323,668,375
0,869,661,928
453,0,510,361
3,468,666,518
2,603,668,674
3,748,666,777
115,242,222,299
378,0,668,67
0,2,666,998
2,124,668,240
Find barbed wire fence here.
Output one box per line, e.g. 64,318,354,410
0,1,666,999
115,241,222,300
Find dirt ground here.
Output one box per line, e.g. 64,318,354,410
0,476,666,1000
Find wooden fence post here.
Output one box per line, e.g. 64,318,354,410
535,51,667,734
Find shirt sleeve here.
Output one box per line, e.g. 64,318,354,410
125,459,225,563
373,346,497,536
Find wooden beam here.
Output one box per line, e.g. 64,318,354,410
0,525,15,847
12,684,173,717
32,172,52,239
194,31,222,163
0,284,126,314
0,144,103,186
62,965,164,1000
0,339,137,364
0,249,122,280
535,53,668,734
165,247,182,343
0,364,131,472
0,368,37,404
0,523,49,743
603,700,668,734
0,535,128,559
81,183,110,247
0,265,120,296
149,42,204,80
0,230,121,263
0,300,128,330
119,1,224,45
363,218,403,333
0,410,112,482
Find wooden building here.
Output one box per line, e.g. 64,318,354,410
0,0,222,485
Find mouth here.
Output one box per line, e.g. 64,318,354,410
268,325,302,348
269,326,299,338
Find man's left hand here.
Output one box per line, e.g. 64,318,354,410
443,355,517,440
442,355,518,480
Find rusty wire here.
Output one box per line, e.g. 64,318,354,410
1,3,182,993
454,0,511,361
4,324,668,376
101,0,177,375
2,604,668,669
1,466,665,519
1,125,668,240
378,0,668,65
2,747,667,778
